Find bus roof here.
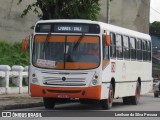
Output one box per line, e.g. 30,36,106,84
36,19,151,41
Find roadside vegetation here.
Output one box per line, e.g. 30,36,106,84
0,41,29,67
0,41,29,87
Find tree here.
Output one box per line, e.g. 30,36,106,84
150,21,160,37
18,0,100,20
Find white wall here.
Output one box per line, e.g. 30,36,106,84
0,0,38,42
99,0,150,33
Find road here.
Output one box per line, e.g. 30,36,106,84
6,93,160,119
1,94,159,120
12,93,160,111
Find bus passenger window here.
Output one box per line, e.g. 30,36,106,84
130,37,136,60
137,39,142,60
123,36,130,59
110,33,116,58
116,34,123,59
142,40,147,61
148,41,151,61
146,41,149,61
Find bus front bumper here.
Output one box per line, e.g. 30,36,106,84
30,84,101,100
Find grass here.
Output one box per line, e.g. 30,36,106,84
0,41,29,66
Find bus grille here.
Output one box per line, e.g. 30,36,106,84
43,77,86,86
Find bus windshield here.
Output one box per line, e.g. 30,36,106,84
32,35,100,70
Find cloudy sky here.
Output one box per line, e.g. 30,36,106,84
150,0,160,23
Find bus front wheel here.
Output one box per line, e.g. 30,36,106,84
43,97,55,109
101,84,113,110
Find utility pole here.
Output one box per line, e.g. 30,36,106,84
106,0,110,23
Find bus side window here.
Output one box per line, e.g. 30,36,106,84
116,34,123,59
148,41,151,61
103,34,109,60
137,39,142,60
146,41,149,61
123,36,130,59
110,32,116,58
142,40,147,61
130,37,136,60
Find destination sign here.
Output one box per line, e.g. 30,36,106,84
35,23,100,34
54,25,88,33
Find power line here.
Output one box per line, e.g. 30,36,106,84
142,0,160,19
142,0,160,22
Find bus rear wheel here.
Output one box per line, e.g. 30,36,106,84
130,82,141,105
122,97,131,105
101,84,113,110
43,97,55,109
154,92,159,97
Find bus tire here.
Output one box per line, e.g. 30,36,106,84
130,82,141,105
43,97,55,109
154,92,159,97
122,97,131,105
101,84,113,110
79,99,90,104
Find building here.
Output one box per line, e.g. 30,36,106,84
0,0,38,42
99,0,150,33
0,0,150,42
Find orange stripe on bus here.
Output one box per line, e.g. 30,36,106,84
34,35,99,43
35,35,65,42
35,62,99,69
55,62,99,69
102,60,109,70
30,84,101,100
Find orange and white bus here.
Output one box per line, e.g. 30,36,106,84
25,19,153,109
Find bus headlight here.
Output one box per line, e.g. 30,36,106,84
32,78,38,83
90,74,99,86
92,79,98,86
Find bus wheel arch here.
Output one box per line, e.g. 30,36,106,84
138,77,141,89
130,80,141,105
101,78,115,110
101,83,113,109
111,78,115,98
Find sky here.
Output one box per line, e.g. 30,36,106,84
150,0,160,23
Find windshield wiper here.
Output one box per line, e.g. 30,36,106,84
73,34,85,51
43,32,52,52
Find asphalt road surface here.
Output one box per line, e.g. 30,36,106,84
5,93,160,120
11,94,160,111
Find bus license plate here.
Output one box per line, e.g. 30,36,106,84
57,94,69,98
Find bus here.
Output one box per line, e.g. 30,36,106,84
23,19,153,109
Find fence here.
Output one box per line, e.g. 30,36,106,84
0,65,28,94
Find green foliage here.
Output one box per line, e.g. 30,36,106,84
9,79,18,87
150,21,160,37
18,0,100,20
0,41,29,67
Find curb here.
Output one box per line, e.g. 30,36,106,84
0,102,44,110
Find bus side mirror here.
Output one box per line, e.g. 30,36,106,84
22,36,29,51
105,35,111,46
